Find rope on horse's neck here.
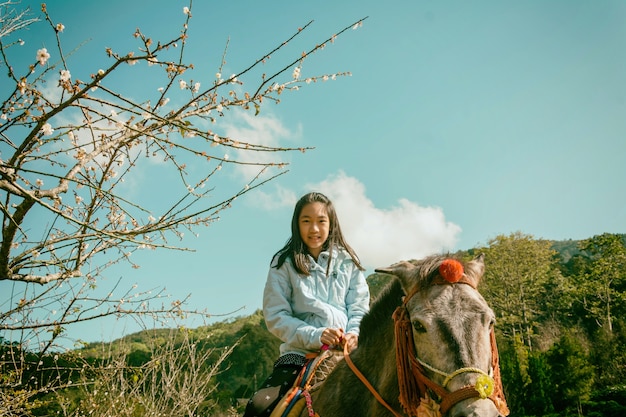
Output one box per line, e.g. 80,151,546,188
342,342,404,417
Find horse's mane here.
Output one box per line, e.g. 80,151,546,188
358,254,460,347
358,278,403,347
406,253,457,289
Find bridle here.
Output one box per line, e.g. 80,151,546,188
343,274,510,417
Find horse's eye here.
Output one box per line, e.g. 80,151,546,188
412,320,426,333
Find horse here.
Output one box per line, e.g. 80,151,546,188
298,253,509,417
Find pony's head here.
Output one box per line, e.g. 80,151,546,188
376,254,509,417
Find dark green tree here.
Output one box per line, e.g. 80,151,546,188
547,330,595,413
480,232,566,350
589,321,626,387
576,233,626,333
497,335,527,416
524,350,554,415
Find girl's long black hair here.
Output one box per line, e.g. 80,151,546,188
273,192,364,275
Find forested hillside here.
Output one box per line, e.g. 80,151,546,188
2,232,625,416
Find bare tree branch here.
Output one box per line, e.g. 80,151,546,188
0,0,364,350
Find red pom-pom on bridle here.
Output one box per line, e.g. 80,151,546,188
439,259,464,283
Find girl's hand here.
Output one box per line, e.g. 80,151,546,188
321,328,344,347
342,332,358,353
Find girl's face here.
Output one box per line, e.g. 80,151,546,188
298,202,330,259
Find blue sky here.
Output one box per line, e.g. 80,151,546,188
3,0,626,346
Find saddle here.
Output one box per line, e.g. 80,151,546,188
269,347,344,417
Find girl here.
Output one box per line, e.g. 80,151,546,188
243,192,370,417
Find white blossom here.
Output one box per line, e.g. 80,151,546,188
41,123,53,136
36,48,50,66
60,69,71,81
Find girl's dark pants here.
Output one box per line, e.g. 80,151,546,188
242,364,303,417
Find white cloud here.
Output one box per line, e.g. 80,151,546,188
309,171,461,269
249,185,298,210
223,111,303,182
221,112,462,268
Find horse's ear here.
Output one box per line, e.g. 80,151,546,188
464,253,485,286
374,260,415,276
375,260,417,294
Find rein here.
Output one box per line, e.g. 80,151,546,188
343,342,404,417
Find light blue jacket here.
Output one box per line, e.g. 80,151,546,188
263,248,370,357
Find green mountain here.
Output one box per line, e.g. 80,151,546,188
14,234,624,417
